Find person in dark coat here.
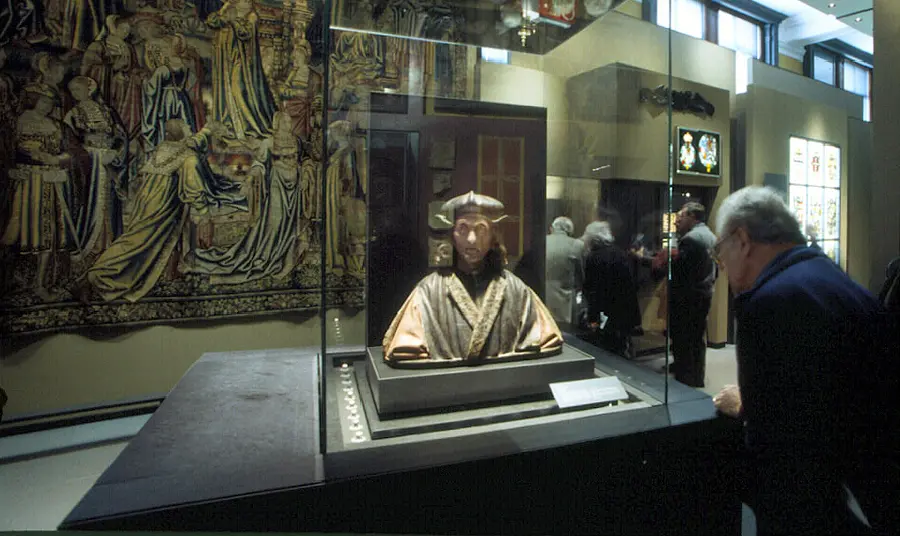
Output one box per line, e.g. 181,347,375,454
712,186,899,536
581,221,641,358
670,202,717,387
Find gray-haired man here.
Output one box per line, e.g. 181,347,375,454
670,202,717,387
712,186,898,536
545,216,584,326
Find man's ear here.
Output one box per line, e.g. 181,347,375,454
735,227,751,252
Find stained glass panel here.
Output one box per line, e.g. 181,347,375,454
822,241,839,264
807,187,825,238
790,137,807,185
807,142,824,186
790,185,807,231
824,188,840,240
824,145,840,188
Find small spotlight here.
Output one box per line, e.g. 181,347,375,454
827,2,835,8
855,16,862,22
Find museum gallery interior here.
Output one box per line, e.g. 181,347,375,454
0,0,896,533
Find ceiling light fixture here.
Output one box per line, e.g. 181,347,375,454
828,2,836,8
855,16,863,22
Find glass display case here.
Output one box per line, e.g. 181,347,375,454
315,0,687,456
48,1,754,533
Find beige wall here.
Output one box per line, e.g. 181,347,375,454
847,119,873,288
1,310,364,417
541,11,736,94
614,0,643,19
872,0,900,292
479,62,569,175
737,85,851,272
779,55,803,76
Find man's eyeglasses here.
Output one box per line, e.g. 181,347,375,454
711,230,737,265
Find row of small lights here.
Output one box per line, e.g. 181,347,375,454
827,2,864,23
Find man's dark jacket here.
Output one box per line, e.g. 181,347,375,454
735,246,899,465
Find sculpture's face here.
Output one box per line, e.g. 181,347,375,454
453,213,493,269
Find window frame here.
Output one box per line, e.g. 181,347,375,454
803,42,874,121
643,0,785,66
713,7,764,60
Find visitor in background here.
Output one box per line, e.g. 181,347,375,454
670,202,717,387
581,221,641,359
544,216,584,327
712,186,899,536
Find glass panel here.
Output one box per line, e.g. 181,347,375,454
813,52,836,85
824,188,840,240
822,240,839,263
320,0,674,454
790,185,808,233
787,137,842,257
791,137,808,185
807,186,825,239
482,47,511,64
842,61,871,122
824,144,840,189
718,10,762,59
807,141,824,186
657,0,705,39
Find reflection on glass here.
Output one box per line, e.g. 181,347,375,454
330,0,625,53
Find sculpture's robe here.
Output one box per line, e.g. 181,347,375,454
383,269,563,368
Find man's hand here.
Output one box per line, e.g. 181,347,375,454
713,384,742,418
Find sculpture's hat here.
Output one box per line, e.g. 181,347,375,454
440,191,507,224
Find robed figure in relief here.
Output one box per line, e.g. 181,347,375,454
383,192,563,368
77,120,248,303
185,112,303,283
206,0,276,140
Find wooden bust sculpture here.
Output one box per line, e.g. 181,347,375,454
383,191,563,368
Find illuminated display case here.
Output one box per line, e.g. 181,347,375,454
789,135,841,263
57,1,739,534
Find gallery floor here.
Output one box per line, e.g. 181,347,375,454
0,346,748,533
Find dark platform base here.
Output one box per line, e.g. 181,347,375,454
366,345,596,414
60,341,744,535
355,366,648,440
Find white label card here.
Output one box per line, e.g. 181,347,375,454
550,377,629,409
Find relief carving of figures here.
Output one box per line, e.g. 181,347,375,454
278,0,312,95
141,38,197,149
81,16,146,142
324,119,362,275
330,1,385,102
300,94,322,223
0,0,470,334
29,52,66,119
0,48,19,231
0,0,48,46
1,85,75,301
206,0,275,140
63,76,128,262
171,33,206,129
185,112,303,283
63,0,112,51
74,119,248,303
